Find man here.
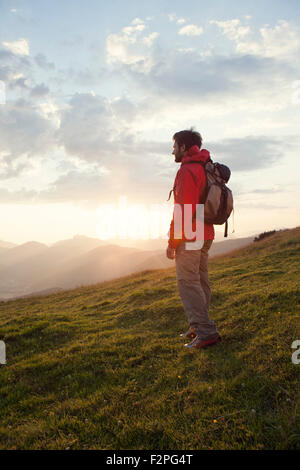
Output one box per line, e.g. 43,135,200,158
166,128,221,349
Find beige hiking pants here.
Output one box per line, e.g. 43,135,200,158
175,239,218,341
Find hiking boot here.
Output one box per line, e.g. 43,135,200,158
180,327,196,339
184,334,221,349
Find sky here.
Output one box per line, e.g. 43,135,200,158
0,0,300,245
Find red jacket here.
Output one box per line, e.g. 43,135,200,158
168,145,215,249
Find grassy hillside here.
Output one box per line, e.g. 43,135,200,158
0,228,299,450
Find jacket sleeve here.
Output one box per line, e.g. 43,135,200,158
168,166,201,249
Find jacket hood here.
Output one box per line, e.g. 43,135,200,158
181,146,211,165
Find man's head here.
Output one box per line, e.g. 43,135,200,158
172,128,202,162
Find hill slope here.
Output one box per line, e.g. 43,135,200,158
0,227,299,450
0,236,108,299
0,241,48,267
0,237,253,300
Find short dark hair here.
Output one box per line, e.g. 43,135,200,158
173,127,202,150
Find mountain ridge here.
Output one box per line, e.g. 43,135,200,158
0,236,253,300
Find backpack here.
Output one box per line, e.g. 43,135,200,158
181,157,234,237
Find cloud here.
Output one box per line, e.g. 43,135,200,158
143,32,160,47
131,18,144,26
0,75,174,203
117,44,297,117
0,186,37,203
1,17,299,211
0,158,34,180
0,138,173,207
42,158,173,207
52,64,108,89
207,136,284,171
106,20,161,73
168,13,186,24
178,24,203,36
0,98,57,176
106,21,156,72
30,83,50,97
119,49,234,99
57,93,117,162
7,74,30,91
0,90,291,206
2,38,29,56
237,20,300,59
34,53,55,70
0,64,29,91
0,49,14,61
211,19,300,60
0,45,32,86
0,46,55,97
102,19,299,119
47,91,175,205
210,19,250,41
0,133,288,206
57,92,170,159
41,168,112,206
122,24,145,36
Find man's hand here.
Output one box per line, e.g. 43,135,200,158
166,246,176,260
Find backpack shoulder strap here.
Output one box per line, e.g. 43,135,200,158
181,158,211,167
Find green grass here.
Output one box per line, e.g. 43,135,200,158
0,227,299,450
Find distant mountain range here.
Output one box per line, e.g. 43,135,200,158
0,240,18,250
0,234,253,300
